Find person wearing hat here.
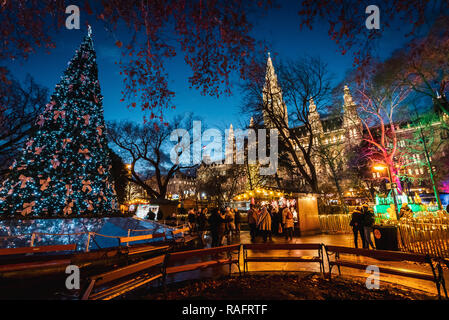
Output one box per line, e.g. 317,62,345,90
349,206,366,248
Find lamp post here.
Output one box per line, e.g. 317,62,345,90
373,164,399,220
126,164,132,204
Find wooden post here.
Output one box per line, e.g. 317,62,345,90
30,233,35,247
85,232,91,252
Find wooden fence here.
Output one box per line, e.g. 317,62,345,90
319,214,449,259
319,214,352,233
398,218,449,258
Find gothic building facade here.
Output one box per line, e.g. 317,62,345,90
258,54,449,199
194,54,449,204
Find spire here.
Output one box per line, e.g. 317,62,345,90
225,124,235,164
263,51,288,128
87,25,92,37
308,98,322,133
265,52,276,82
343,85,354,107
309,98,317,113
229,123,234,136
343,85,362,141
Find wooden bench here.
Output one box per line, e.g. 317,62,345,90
82,245,241,300
324,245,448,299
81,254,166,300
242,243,324,274
163,244,241,282
0,244,77,256
0,244,77,275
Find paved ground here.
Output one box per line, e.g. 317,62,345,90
161,230,449,298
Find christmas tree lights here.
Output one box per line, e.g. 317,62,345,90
0,27,117,217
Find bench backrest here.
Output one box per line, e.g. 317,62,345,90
119,233,166,245
166,244,240,265
243,243,322,251
91,254,165,287
171,227,190,236
325,245,429,263
0,244,77,256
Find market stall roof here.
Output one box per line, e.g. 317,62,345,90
233,187,302,201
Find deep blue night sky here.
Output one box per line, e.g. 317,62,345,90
5,1,411,130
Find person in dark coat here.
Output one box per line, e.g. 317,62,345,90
188,209,197,231
208,208,226,247
247,204,258,242
271,206,279,235
350,207,366,248
197,208,208,246
361,203,376,249
234,208,241,234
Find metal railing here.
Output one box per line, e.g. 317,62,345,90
0,224,190,253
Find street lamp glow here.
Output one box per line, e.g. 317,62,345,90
373,164,387,171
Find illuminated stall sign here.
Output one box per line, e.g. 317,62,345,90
135,205,160,220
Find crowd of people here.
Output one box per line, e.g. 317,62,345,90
247,203,296,242
186,207,242,247
182,203,298,247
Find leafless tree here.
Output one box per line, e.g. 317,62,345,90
196,163,246,207
0,73,48,179
352,68,412,192
241,56,333,193
108,114,196,200
313,134,348,212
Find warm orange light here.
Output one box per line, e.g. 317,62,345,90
373,164,387,171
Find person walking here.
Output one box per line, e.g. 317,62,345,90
187,209,196,232
224,207,235,242
234,208,241,234
209,208,226,247
361,203,376,249
271,206,279,235
247,204,258,242
281,206,289,238
257,206,272,243
283,207,294,241
219,208,231,246
197,208,208,247
349,206,366,248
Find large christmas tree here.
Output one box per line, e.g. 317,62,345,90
0,27,117,217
